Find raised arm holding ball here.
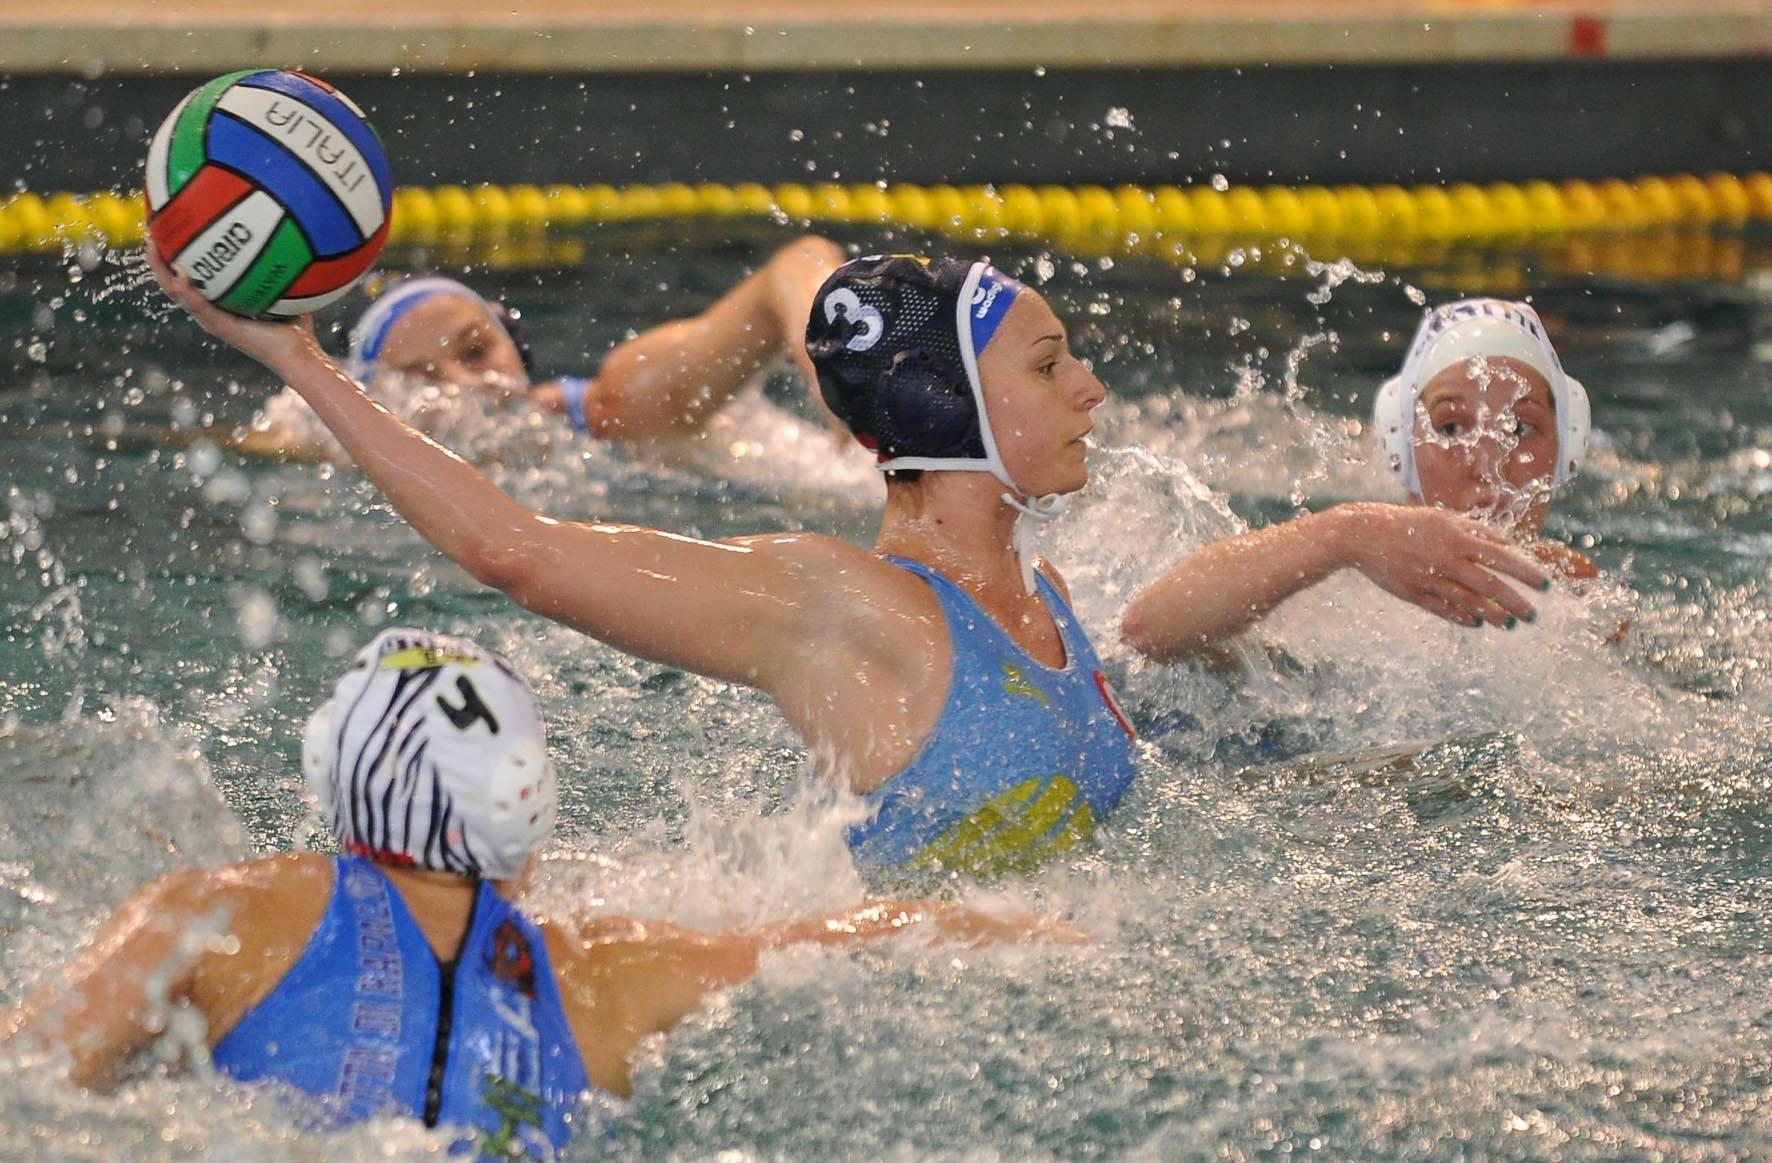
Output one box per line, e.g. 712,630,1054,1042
144,70,849,466
149,246,1138,880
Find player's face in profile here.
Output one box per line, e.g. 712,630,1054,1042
976,292,1107,497
1411,357,1558,530
377,296,530,397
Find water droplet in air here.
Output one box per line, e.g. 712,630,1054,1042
236,589,280,650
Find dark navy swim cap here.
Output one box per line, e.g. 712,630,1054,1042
808,254,1066,596
806,254,1027,477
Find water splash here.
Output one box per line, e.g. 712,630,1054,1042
255,377,880,517
5,488,87,667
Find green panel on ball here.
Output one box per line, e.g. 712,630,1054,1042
165,69,259,199
217,216,312,318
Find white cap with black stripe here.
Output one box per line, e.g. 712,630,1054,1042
302,628,555,881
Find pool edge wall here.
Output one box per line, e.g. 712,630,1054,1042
5,59,1768,193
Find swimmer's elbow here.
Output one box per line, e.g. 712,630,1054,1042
466,532,594,619
1119,600,1178,662
1122,596,1222,664
454,513,601,614
459,540,535,595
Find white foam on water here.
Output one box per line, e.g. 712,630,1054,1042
1042,426,1768,796
254,374,881,517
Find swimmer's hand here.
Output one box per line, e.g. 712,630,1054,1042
1125,500,1556,661
145,240,325,371
1340,503,1549,629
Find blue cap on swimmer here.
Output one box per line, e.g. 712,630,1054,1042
806,254,1028,482
1373,298,1591,496
805,254,1062,595
302,628,555,881
344,276,532,381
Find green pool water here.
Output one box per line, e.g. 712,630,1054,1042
1,222,1767,1160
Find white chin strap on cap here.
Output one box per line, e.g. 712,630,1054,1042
1003,492,1068,596
301,628,556,881
877,260,1067,595
1374,298,1590,497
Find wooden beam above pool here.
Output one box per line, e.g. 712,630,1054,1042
3,0,1769,74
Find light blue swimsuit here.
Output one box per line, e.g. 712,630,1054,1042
846,557,1139,877
213,857,601,1158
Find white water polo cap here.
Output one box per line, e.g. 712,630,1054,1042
303,628,556,881
1373,298,1590,495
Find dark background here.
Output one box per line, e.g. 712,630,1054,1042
4,58,1766,192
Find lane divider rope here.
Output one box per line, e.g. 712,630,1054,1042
4,174,1769,274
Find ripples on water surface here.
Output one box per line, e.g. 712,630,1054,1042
0,225,1767,1159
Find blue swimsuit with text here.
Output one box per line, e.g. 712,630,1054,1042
847,557,1139,876
213,857,602,1158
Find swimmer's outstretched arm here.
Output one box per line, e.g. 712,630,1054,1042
7,856,347,1093
1121,502,1551,662
547,235,848,441
147,245,839,688
3,869,219,1089
564,902,1080,1095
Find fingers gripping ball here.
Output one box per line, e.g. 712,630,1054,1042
145,70,394,319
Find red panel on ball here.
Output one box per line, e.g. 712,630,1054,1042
148,166,254,258
285,216,391,298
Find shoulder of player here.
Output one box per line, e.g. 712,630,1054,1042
206,851,336,902
175,855,337,1041
156,853,337,961
95,856,331,990
707,535,948,694
1034,557,1072,603
129,852,329,914
720,529,869,570
720,532,929,613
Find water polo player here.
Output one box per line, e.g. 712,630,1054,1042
235,234,848,459
4,628,1061,1155
1123,297,1592,662
149,245,1137,880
